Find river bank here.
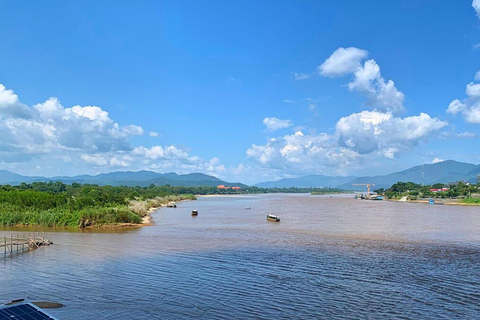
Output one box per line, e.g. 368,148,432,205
0,194,196,229
387,197,480,206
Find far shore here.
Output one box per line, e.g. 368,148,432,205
387,198,480,206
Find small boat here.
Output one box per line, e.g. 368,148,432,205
167,203,177,208
266,214,280,222
191,210,198,216
428,199,435,205
245,207,251,210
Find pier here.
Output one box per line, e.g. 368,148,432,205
1,233,52,257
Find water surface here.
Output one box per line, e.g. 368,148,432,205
1,194,479,319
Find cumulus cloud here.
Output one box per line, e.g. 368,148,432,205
0,93,139,162
318,47,369,77
475,70,480,81
348,59,405,114
447,83,480,124
0,83,226,179
432,158,444,164
0,84,33,119
247,130,359,173
319,48,405,114
248,111,446,173
336,111,446,157
263,117,293,132
473,0,480,18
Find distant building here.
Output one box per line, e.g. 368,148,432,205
232,186,241,190
429,187,449,193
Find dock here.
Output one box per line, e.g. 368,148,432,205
1,233,53,257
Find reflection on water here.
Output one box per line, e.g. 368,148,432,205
1,194,479,319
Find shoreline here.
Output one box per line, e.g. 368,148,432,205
140,198,193,225
0,198,195,230
387,198,480,206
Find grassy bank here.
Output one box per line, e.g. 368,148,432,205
459,198,480,205
0,182,196,227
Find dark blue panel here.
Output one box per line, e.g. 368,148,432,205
0,304,55,320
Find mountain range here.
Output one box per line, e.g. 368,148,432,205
0,160,478,190
0,170,246,188
255,160,480,190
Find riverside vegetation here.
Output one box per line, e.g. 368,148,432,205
378,181,480,203
0,182,196,227
0,182,344,227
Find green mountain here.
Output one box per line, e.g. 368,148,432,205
338,160,479,191
255,160,480,190
1,160,478,189
0,170,245,187
255,175,355,188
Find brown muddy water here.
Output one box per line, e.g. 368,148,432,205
1,194,479,319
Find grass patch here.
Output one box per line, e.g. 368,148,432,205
460,198,480,204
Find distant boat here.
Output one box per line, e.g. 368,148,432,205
266,214,280,222
191,210,198,216
245,207,251,210
429,199,435,205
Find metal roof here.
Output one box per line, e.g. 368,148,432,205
0,302,58,320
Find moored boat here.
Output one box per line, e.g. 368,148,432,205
191,210,198,216
266,214,280,222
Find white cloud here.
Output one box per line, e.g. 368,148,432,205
247,130,359,174
348,59,405,114
318,47,369,77
432,158,444,164
0,83,227,179
80,154,109,166
336,111,446,156
473,0,480,18
70,105,110,122
447,82,480,124
293,73,310,80
122,125,144,135
475,70,480,81
319,48,405,114
149,131,159,137
263,117,293,132
248,110,446,175
457,131,476,138
0,84,33,119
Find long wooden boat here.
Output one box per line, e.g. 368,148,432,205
266,214,280,222
191,210,198,216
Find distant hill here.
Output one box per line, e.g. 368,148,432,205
0,170,246,188
1,160,478,190
256,175,355,188
338,160,480,191
255,160,480,191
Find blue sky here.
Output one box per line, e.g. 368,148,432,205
0,0,480,184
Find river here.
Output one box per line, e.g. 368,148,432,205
1,194,479,319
